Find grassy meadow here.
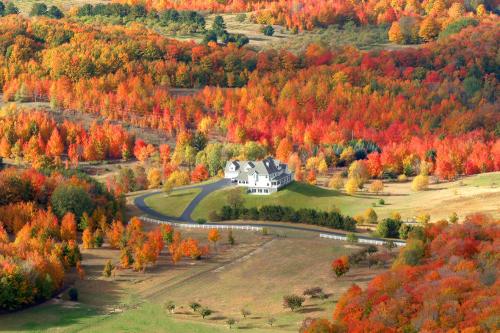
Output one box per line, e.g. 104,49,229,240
1,225,386,332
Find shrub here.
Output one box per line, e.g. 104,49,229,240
164,301,175,313
195,218,207,224
283,294,305,311
68,287,78,301
236,13,246,22
412,174,429,191
303,287,326,299
378,198,385,205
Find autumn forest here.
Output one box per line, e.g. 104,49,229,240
0,0,498,332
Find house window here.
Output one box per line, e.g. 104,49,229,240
264,189,268,193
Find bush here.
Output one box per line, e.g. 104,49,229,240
195,218,207,224
303,287,326,299
236,13,246,22
283,294,305,311
68,287,78,301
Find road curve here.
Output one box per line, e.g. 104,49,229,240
133,179,405,245
134,178,232,223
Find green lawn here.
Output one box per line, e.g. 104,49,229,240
145,188,202,218
1,302,242,333
460,172,500,187
192,182,379,220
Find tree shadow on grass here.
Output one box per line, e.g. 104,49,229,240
0,278,124,333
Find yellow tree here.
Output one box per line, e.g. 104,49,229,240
369,180,384,194
419,16,440,42
45,127,64,158
328,174,344,190
388,22,404,44
345,177,360,195
147,168,162,189
348,161,369,187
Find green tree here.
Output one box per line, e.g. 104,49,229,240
283,294,305,311
5,2,19,15
103,260,113,277
30,3,48,17
377,218,402,238
262,25,275,36
50,184,94,221
47,5,64,19
212,15,226,36
200,308,213,319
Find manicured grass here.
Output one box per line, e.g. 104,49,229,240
191,173,500,221
192,181,378,220
145,188,202,218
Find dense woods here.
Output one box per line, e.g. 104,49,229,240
303,214,499,332
0,14,497,181
116,0,497,34
0,110,138,167
0,168,122,310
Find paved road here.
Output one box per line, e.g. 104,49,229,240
133,180,405,245
134,178,232,223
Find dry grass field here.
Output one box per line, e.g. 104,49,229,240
1,221,388,332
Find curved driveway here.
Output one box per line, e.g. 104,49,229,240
133,179,405,245
134,178,232,223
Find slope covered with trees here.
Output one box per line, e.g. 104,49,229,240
0,167,122,310
116,0,497,33
0,13,498,182
303,214,499,332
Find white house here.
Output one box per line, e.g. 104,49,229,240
224,157,293,195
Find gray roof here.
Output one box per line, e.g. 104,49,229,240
226,157,290,181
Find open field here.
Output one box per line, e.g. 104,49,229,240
1,221,387,332
11,0,108,14
192,173,500,222
145,188,202,218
